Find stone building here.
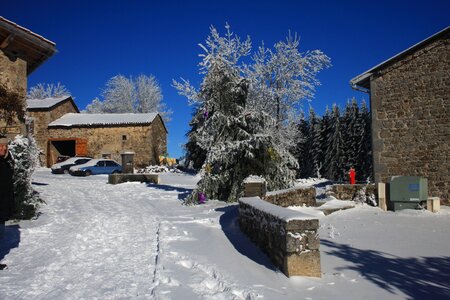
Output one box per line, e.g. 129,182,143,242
350,26,450,204
46,112,167,168
0,16,56,137
27,96,79,164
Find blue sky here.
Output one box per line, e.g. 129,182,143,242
2,0,449,158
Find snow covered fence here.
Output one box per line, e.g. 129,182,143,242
238,197,321,278
108,173,159,185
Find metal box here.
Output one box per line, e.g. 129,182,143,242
389,176,428,211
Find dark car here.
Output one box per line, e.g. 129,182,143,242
69,159,122,176
51,157,92,174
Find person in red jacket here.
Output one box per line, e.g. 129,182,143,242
349,167,356,185
0,136,14,270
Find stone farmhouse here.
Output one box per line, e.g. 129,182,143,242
0,16,56,137
351,26,450,204
27,96,167,168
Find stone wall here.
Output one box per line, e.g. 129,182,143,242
29,100,78,165
265,186,316,207
0,51,27,137
370,34,450,204
48,123,166,167
327,184,376,201
239,197,321,277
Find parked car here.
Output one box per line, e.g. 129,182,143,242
69,159,122,176
51,157,92,174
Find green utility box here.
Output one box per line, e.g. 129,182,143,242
389,176,428,211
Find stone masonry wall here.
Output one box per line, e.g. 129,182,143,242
239,197,321,277
327,184,376,201
371,34,450,204
0,51,27,137
264,186,316,207
29,101,78,165
48,124,165,167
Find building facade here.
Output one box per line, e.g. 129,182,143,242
47,113,167,168
0,16,56,138
351,27,450,204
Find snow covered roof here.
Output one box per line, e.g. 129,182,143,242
27,96,75,110
350,26,450,90
0,16,56,75
48,112,160,127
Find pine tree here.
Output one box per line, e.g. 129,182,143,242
319,106,332,178
9,135,44,219
358,100,372,182
341,99,360,176
324,104,345,181
295,112,310,178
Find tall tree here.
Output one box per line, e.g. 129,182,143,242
245,33,331,151
324,104,345,181
85,74,172,122
174,24,297,202
358,100,372,182
27,82,71,99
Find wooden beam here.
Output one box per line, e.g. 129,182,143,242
0,33,15,49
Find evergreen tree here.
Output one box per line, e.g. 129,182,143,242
324,104,345,181
341,99,360,175
358,100,372,182
318,106,332,178
294,112,310,178
184,106,207,170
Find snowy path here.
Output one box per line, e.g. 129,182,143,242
1,169,450,299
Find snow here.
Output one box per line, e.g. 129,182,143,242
26,96,70,109
48,113,159,127
240,197,317,221
1,169,449,299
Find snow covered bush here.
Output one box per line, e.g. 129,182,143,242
136,165,182,174
9,135,44,219
352,184,377,206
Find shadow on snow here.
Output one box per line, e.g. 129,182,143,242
145,183,193,201
321,239,450,300
0,224,21,261
216,205,279,273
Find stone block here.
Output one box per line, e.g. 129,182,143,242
108,173,159,185
427,197,440,213
284,251,321,278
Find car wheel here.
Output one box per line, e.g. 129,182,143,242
63,169,69,174
85,170,92,176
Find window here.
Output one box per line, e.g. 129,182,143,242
122,135,127,141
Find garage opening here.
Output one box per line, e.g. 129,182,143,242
52,140,76,157
47,138,88,167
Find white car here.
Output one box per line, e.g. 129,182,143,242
51,157,92,174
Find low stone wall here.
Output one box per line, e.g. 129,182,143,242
108,173,159,185
327,184,376,200
239,197,321,277
264,186,316,207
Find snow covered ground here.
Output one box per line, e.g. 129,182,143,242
1,169,449,299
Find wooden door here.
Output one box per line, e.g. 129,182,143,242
76,139,88,156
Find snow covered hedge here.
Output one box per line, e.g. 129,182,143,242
9,135,44,219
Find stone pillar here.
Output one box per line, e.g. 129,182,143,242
121,151,135,174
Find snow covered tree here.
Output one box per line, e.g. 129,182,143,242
85,74,172,122
174,24,297,203
27,82,71,99
9,135,44,219
244,33,331,150
184,106,208,170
